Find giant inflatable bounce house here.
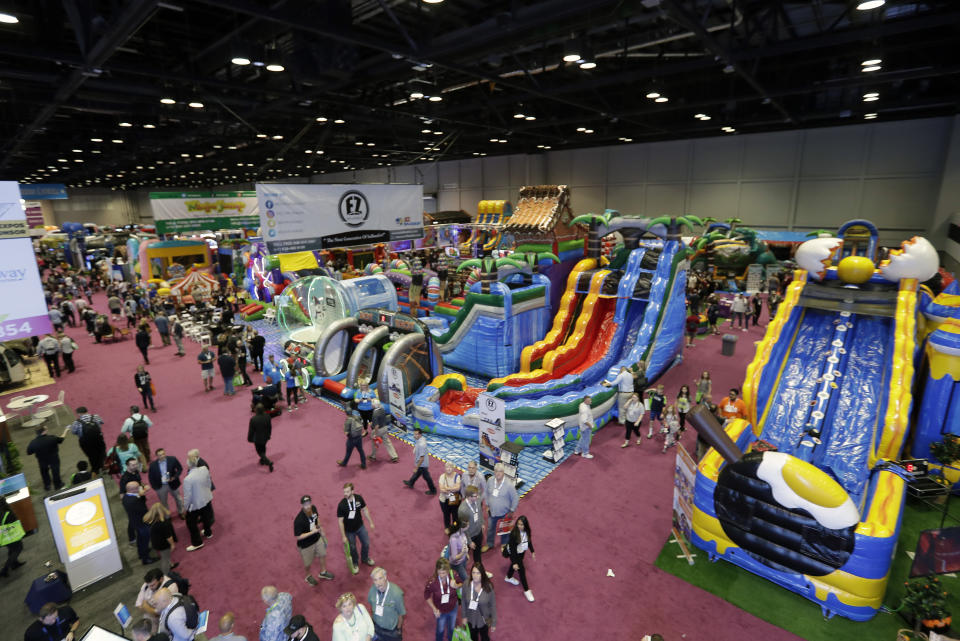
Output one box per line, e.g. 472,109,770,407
689,219,940,621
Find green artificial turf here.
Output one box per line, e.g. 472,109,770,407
655,496,960,640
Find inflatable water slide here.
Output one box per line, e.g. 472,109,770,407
690,221,940,621
407,216,688,444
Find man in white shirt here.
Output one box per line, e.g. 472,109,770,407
38,333,61,378
574,395,596,459
155,587,195,641
135,568,179,624
58,332,78,373
602,366,634,422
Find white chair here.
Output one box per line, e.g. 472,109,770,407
199,333,212,347
264,308,277,324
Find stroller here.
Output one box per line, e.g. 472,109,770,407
251,382,282,417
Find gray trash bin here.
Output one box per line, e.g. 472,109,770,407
721,333,738,356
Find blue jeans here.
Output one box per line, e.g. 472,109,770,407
576,427,592,455
345,525,371,565
342,435,366,467
486,515,509,548
223,374,234,395
435,608,457,641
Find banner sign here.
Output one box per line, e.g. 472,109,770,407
256,183,424,253
477,392,506,472
672,445,697,542
45,479,123,590
0,182,53,340
24,201,45,228
18,183,67,199
386,365,406,419
150,191,260,234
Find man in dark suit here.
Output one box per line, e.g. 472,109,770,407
249,329,266,371
148,448,184,518
122,482,158,565
26,426,68,491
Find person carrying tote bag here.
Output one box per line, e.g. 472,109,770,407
0,497,26,577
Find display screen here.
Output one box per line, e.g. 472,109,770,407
911,527,960,577
0,182,53,340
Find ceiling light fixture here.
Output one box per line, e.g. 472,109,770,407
862,58,882,67
188,101,204,108
231,56,251,66
654,96,668,103
72,149,82,152
119,122,132,127
316,116,328,122
334,118,345,124
562,38,581,63
90,138,102,142
428,94,442,102
272,135,283,140
143,124,156,128
863,92,879,101
266,62,284,72
861,65,882,72
645,91,660,99
856,0,885,10
160,97,176,105
864,113,878,119
112,139,124,143
578,45,597,70
0,12,19,23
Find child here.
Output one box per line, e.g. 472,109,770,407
707,300,721,335
70,460,92,486
676,385,691,430
695,371,712,405
621,393,644,448
646,385,665,438
660,405,681,453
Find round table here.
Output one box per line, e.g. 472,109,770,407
6,395,49,411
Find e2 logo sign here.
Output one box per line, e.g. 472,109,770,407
338,190,370,227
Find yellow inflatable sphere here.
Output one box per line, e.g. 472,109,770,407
837,255,875,284
157,287,171,296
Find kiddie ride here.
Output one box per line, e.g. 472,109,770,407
689,219,940,621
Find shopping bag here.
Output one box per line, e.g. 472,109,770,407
495,512,515,536
451,626,471,641
0,512,25,546
232,374,244,387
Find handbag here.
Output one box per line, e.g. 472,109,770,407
451,625,471,641
232,373,244,386
0,511,26,546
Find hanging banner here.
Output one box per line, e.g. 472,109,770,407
256,183,424,253
150,191,260,234
385,365,406,419
477,392,506,472
24,201,45,228
0,182,53,340
18,183,68,200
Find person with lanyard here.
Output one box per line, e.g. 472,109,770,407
58,331,78,373
503,515,536,602
437,461,462,534
424,558,460,641
601,366,634,424
482,463,518,552
403,427,436,495
337,482,375,575
38,333,61,378
24,603,80,641
134,364,156,412
197,345,215,392
367,566,405,641
461,561,497,640
331,592,374,641
259,586,293,641
354,381,377,431
457,486,485,564
294,495,334,585
646,385,666,439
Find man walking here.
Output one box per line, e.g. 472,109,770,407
368,567,405,641
217,350,237,396
122,482,159,565
259,586,293,641
574,395,596,458
198,345,215,392
122,406,153,462
183,450,214,551
58,332,78,373
26,426,69,491
402,428,436,494
336,411,367,470
337,482,375,574
294,495,334,585
154,313,171,346
249,329,265,371
458,485,485,563
38,333,61,378
135,323,151,364
171,317,185,356
148,448,184,518
483,462,518,552
602,367,634,422
69,407,107,475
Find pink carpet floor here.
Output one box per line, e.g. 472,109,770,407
48,295,800,640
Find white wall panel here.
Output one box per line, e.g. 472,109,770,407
461,158,483,189
570,185,605,215
689,183,740,220
739,182,794,227
527,154,546,185
866,120,947,175
571,148,606,185
482,188,511,203
438,161,460,189
795,179,862,227
509,155,529,186
645,184,685,215
647,140,690,182
606,185,645,213
437,191,461,212
483,156,510,187
459,189,483,213
545,150,572,185
692,137,741,181
607,144,646,184
392,166,415,185
859,177,939,229
801,127,868,177
743,131,800,179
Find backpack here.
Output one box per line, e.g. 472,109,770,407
167,593,200,631
79,418,101,444
163,569,191,595
131,414,149,440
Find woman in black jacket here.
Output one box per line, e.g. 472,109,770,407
143,502,176,575
503,515,536,602
0,497,25,577
247,403,274,472
134,365,155,411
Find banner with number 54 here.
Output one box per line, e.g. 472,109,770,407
0,182,53,340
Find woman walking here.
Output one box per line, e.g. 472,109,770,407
461,561,496,641
234,338,253,386
448,521,470,583
143,502,176,575
424,558,461,641
503,515,536,602
134,365,156,411
620,393,644,448
438,462,462,534
247,403,274,472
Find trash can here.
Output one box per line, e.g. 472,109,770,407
721,333,738,357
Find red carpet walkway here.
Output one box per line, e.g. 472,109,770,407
34,296,800,641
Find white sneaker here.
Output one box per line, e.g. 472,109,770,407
582,453,594,459
524,590,535,602
504,576,519,585
186,544,204,552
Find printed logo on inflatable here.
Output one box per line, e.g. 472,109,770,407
338,190,370,227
